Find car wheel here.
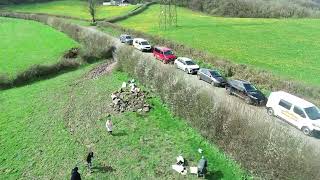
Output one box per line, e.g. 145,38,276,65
245,97,252,104
184,68,189,74
226,87,233,95
211,81,218,87
267,108,274,116
301,127,313,136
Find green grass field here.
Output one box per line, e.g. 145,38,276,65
118,5,320,86
0,62,247,179
0,17,77,78
5,0,138,20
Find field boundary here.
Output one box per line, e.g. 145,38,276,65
1,12,320,179
97,21,320,105
0,2,155,22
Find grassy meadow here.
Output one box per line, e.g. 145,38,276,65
0,17,78,78
0,62,247,179
118,5,320,86
4,0,138,20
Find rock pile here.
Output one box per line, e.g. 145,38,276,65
110,81,151,113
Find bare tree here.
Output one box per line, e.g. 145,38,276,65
88,0,97,24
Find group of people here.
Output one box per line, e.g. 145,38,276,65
172,152,208,178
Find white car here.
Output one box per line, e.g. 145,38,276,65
266,91,320,136
174,57,200,74
132,38,152,52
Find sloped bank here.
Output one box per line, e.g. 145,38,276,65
1,12,319,179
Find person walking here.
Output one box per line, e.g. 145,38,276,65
70,167,81,180
106,119,113,135
197,156,208,178
86,151,94,173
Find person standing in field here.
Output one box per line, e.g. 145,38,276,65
70,166,81,180
106,119,113,135
86,151,94,173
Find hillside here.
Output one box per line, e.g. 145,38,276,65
0,17,77,79
176,0,320,18
118,4,320,86
4,0,138,20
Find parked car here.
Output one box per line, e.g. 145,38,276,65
119,34,133,45
133,38,152,52
266,91,320,136
153,46,177,64
226,79,266,105
197,68,227,87
174,57,199,74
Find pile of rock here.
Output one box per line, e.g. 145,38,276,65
110,81,151,113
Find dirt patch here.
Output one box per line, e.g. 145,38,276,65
86,61,117,79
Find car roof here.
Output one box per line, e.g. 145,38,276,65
178,57,193,61
133,38,147,41
155,46,172,51
271,91,315,108
231,79,250,84
200,68,219,72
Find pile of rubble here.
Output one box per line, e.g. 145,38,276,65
110,80,151,113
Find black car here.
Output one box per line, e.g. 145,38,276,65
119,34,133,45
226,79,266,105
197,68,227,87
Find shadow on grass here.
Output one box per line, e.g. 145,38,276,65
205,170,224,180
313,131,320,139
112,131,128,137
92,165,116,173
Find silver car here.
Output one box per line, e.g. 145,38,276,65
119,34,133,45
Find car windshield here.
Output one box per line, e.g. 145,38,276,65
141,41,149,45
185,60,195,65
305,106,320,120
126,36,132,39
164,50,173,55
244,83,257,92
209,71,221,77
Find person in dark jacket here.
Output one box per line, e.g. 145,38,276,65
86,151,94,173
71,167,81,180
197,156,208,178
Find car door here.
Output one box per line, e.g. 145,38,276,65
277,99,293,122
292,106,307,127
203,70,211,83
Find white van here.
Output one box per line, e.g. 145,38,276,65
266,91,320,136
132,38,152,52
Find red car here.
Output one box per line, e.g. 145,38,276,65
153,46,177,64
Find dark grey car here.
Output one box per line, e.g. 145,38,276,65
119,34,133,45
197,68,227,87
226,79,267,106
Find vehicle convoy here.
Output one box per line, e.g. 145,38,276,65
153,46,177,63
266,91,320,136
226,79,266,105
174,57,200,74
197,68,227,87
133,38,152,52
120,34,133,45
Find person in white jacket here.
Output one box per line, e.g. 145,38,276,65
106,119,113,135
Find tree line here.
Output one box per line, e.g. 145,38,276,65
175,0,320,18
